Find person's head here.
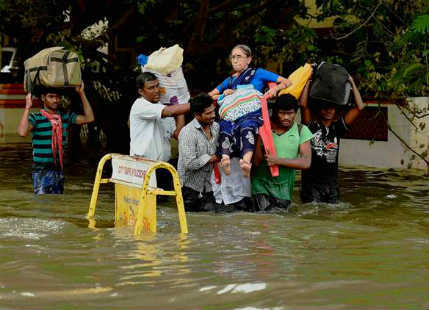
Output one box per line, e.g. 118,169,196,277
230,44,252,73
312,99,337,121
40,87,62,112
136,72,161,103
270,94,299,129
190,93,216,127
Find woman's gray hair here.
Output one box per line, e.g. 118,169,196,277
231,44,252,57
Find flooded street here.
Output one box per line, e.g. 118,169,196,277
0,144,428,310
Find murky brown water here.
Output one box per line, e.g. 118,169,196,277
0,144,428,310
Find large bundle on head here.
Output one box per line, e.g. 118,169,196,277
139,44,189,105
143,66,190,105
144,44,183,75
309,62,351,108
24,47,81,93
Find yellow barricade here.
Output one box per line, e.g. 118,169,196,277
87,153,188,235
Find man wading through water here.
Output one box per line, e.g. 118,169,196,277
17,83,94,194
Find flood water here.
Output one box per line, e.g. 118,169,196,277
0,143,428,310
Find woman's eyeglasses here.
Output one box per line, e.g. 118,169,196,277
230,55,246,60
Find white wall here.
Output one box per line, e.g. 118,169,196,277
339,97,429,171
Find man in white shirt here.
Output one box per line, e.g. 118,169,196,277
142,65,190,141
129,72,190,161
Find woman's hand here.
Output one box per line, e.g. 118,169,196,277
264,87,278,98
223,89,235,96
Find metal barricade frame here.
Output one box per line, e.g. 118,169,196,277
87,153,188,235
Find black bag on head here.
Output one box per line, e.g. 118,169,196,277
309,62,351,109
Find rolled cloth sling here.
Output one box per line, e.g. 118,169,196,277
259,85,278,176
40,109,64,169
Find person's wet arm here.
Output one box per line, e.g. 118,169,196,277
75,82,95,125
173,114,185,139
264,75,292,97
162,103,190,118
265,140,311,170
208,88,220,100
344,76,365,126
299,80,312,125
277,76,292,89
252,135,265,167
17,93,34,137
209,77,234,100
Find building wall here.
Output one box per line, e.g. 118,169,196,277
339,98,429,170
0,84,40,144
0,108,38,143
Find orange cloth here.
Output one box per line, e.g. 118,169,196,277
40,109,63,169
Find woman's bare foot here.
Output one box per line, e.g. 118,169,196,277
240,159,252,178
220,156,231,175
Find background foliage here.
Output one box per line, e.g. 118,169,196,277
0,0,427,155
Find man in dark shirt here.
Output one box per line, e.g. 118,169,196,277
299,76,365,203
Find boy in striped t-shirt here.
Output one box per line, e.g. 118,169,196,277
17,83,94,194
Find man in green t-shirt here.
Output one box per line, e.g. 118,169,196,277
251,94,313,211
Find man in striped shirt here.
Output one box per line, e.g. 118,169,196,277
17,83,94,194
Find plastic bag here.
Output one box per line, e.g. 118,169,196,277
144,44,183,75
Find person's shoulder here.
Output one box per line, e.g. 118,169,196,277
29,111,42,124
134,97,149,106
29,111,41,118
255,68,268,73
60,110,75,118
300,123,310,131
332,117,345,126
308,119,321,127
333,117,348,130
29,111,45,122
255,68,279,80
255,68,275,75
181,120,195,132
297,123,314,143
178,121,195,140
300,123,313,136
131,97,157,111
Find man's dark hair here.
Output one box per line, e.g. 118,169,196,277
310,98,337,112
34,86,62,98
190,93,213,115
136,72,157,90
270,93,299,113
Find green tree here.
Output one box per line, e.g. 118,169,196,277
314,0,428,98
315,0,428,173
0,0,316,155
